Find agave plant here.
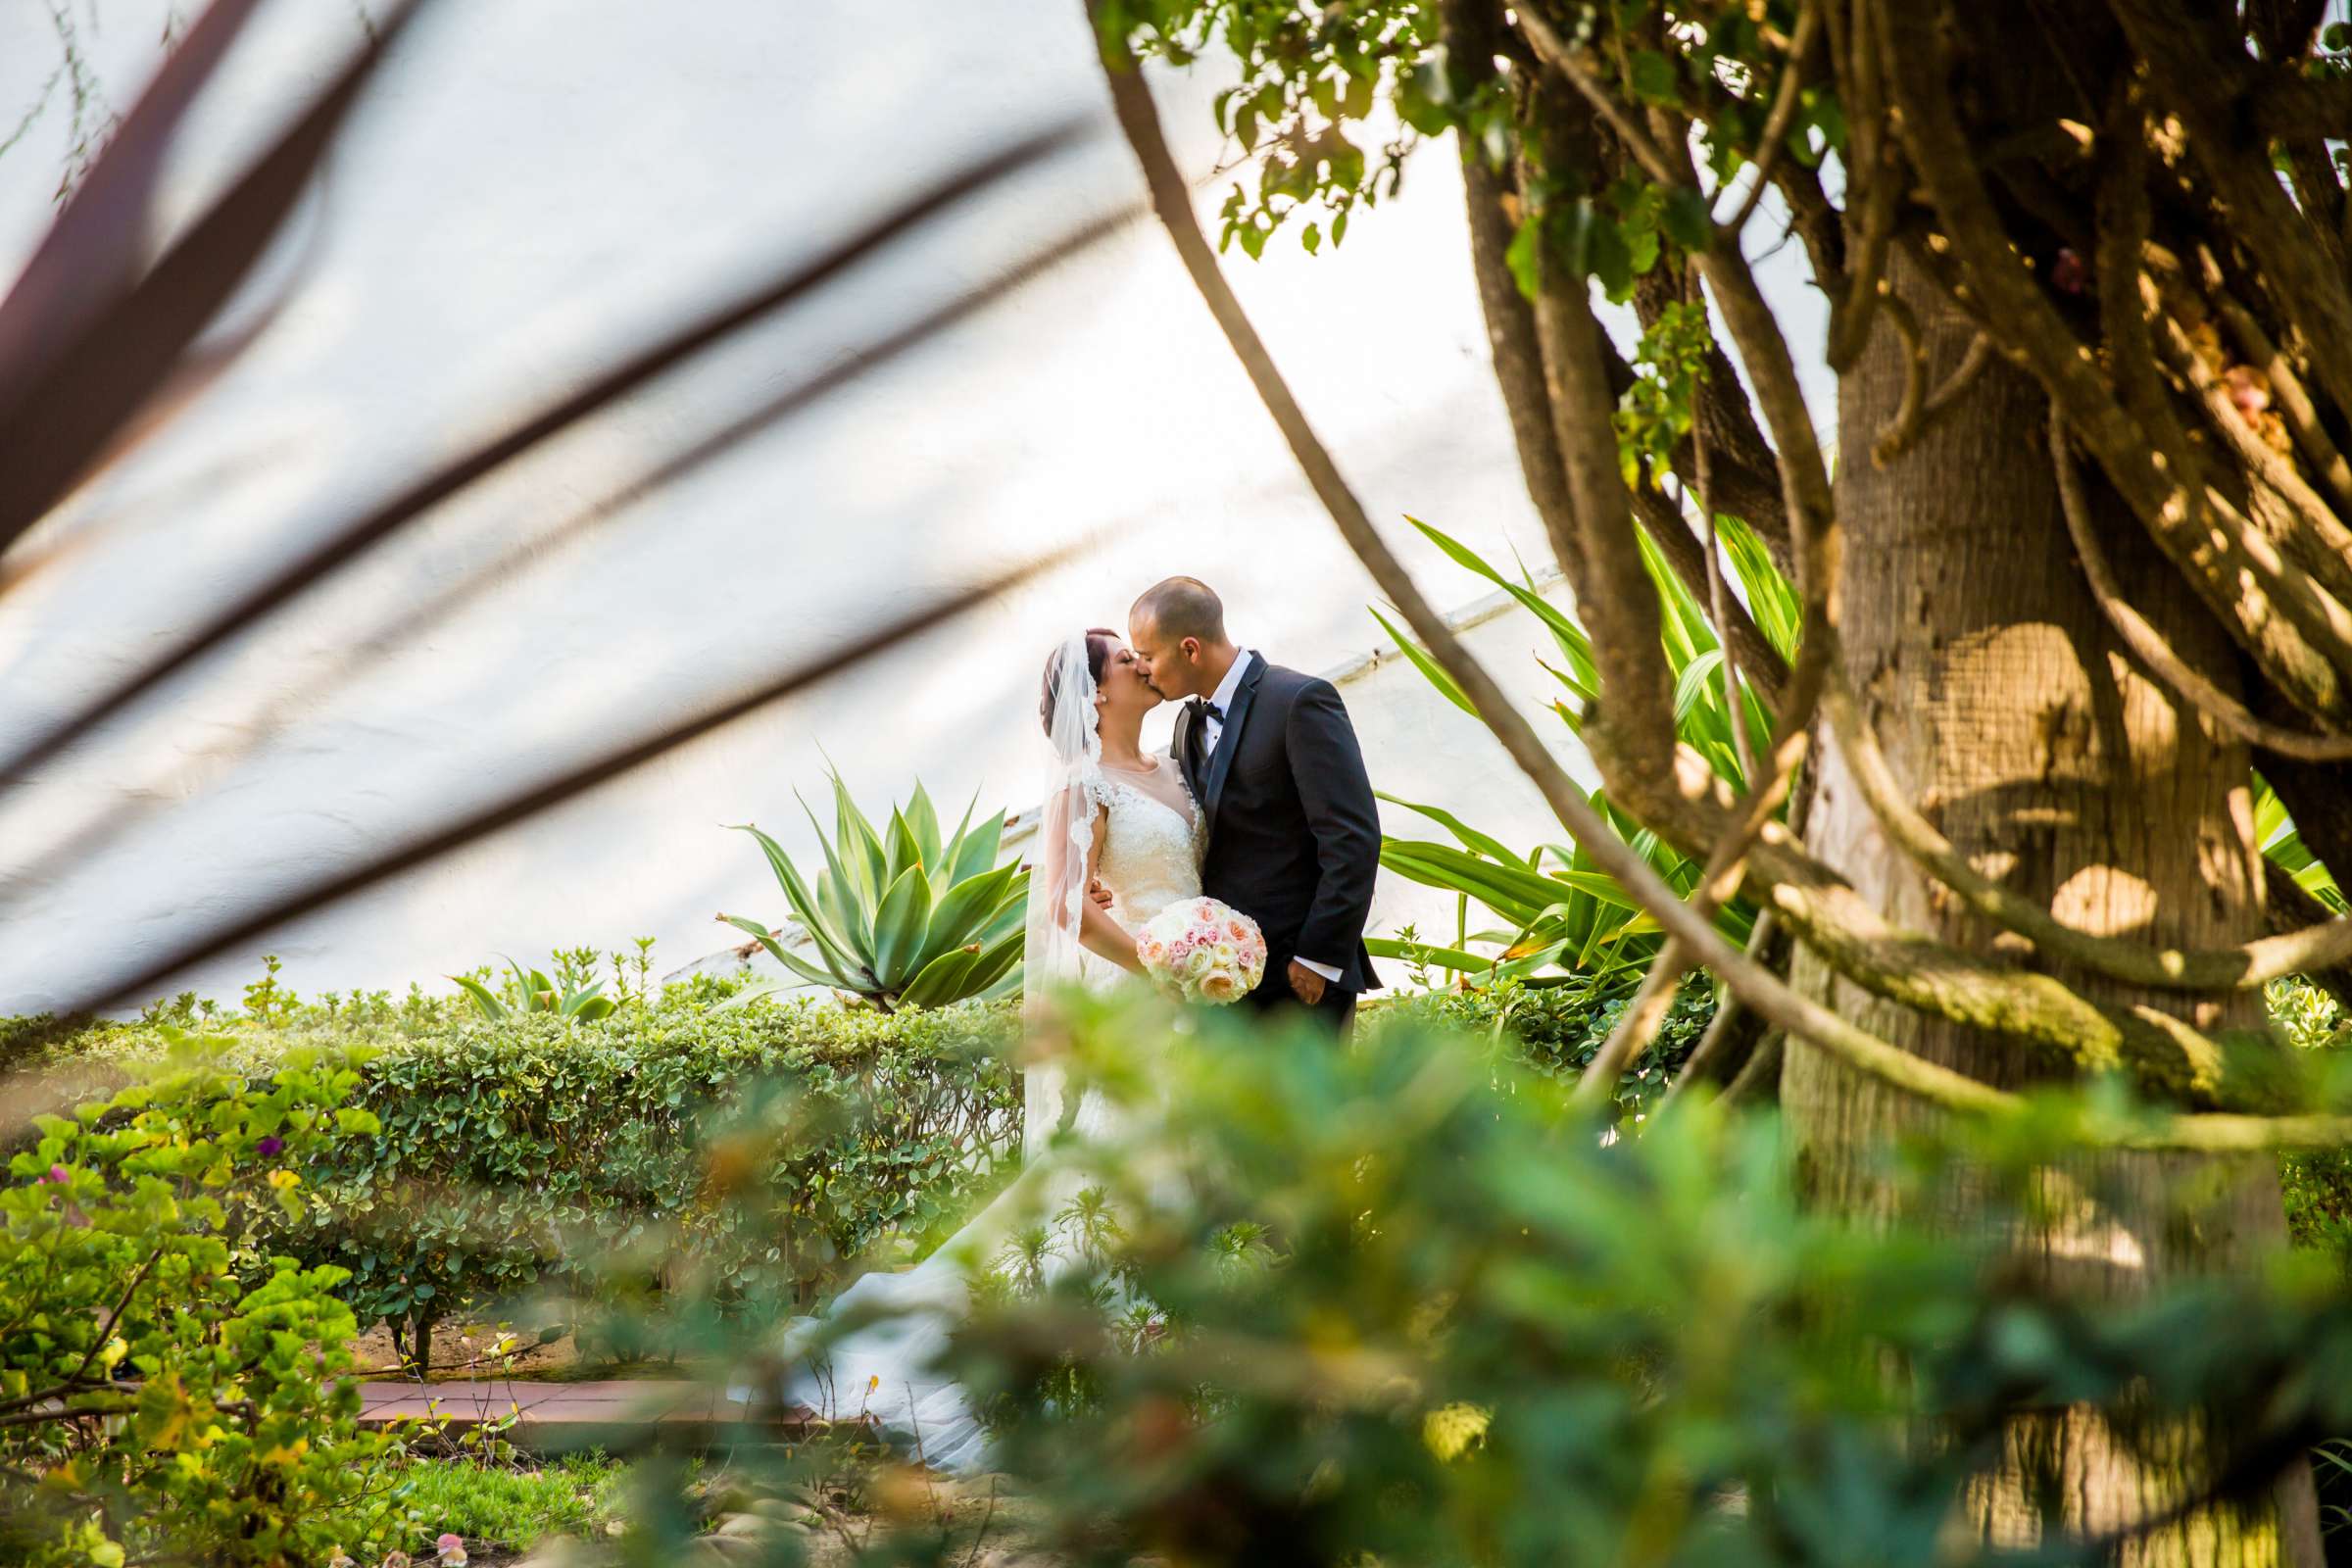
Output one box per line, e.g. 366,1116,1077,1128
1369,514,1790,985
451,956,616,1022
719,774,1026,1011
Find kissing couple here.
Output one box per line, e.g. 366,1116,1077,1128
773,575,1383,1471
1035,573,1382,1028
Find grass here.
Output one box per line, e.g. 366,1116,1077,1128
394,1450,631,1554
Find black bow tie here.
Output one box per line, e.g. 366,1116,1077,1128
1194,698,1225,724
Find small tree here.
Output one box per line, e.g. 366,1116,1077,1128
1,1028,398,1565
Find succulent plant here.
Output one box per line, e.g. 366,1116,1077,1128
451,957,615,1022
720,774,1026,1011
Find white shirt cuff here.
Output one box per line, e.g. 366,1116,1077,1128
1295,956,1343,983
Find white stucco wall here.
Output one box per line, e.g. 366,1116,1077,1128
0,3,1825,1013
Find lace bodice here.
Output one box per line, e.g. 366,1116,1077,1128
1088,756,1203,928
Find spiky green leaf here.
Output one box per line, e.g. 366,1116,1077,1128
717,912,850,990
1368,607,1476,715
898,945,984,1009
736,820,868,970
870,863,936,988
920,862,1022,971
451,975,507,1021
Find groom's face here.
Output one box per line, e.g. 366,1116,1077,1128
1127,613,1200,700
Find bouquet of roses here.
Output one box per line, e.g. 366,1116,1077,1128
1136,897,1267,1004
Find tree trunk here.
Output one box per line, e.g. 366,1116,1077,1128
1780,253,2323,1563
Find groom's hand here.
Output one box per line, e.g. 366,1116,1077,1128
1088,878,1114,910
1286,960,1327,1006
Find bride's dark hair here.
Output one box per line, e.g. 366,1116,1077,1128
1039,628,1120,737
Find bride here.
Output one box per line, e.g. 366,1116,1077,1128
774,628,1200,1472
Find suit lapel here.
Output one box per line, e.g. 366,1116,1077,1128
1200,654,1264,839
1174,702,1206,800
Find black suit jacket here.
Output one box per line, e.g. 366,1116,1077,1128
1173,655,1382,998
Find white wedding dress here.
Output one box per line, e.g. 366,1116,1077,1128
774,752,1201,1474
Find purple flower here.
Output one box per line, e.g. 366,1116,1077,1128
39,1164,68,1185
256,1136,285,1158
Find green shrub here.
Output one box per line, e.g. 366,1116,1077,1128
297,998,1022,1352
0,1028,401,1566
787,1000,2352,1568
2275,979,2352,1257
1370,971,1717,1119
18,996,1025,1364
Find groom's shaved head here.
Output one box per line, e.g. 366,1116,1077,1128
1132,576,1226,646
1130,576,1236,701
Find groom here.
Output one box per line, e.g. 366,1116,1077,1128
1128,576,1381,1029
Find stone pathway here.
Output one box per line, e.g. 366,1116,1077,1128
357,1378,809,1446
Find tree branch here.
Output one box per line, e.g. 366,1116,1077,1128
1530,240,1680,776
2086,71,2352,668
1876,323,1992,465
1717,1025,1786,1106
2050,416,2352,762
2264,860,2352,1010
2192,261,2352,512
2111,0,2352,424
1719,0,1822,237
1881,2,2352,728
1688,210,1838,628
1866,286,1928,466
1767,148,1848,295
2147,294,2352,612
1627,268,1794,567
1627,477,1791,707
1827,656,2352,985
1659,913,1785,1108
1514,6,1687,189
1442,0,1588,594
2251,63,2352,142
1575,638,1821,1111
1694,397,1755,783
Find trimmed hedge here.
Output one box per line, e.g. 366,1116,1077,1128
12,997,1024,1353
315,998,1021,1345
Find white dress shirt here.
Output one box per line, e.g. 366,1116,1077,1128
1200,648,1255,756
1201,651,1342,988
